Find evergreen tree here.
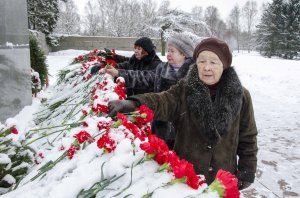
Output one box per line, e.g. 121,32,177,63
29,34,48,88
27,0,59,44
283,0,300,59
256,0,285,57
256,0,300,59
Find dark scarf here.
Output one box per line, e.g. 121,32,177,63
186,65,243,145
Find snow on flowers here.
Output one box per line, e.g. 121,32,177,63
1,49,239,198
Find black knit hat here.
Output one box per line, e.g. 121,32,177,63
193,38,232,69
134,37,156,54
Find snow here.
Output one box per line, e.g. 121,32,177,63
1,49,300,197
2,174,16,185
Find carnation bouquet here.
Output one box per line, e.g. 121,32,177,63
0,49,239,198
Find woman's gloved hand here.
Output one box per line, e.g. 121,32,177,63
108,100,137,117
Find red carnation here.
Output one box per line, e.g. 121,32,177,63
97,132,116,153
140,134,169,156
214,169,240,198
67,145,80,160
82,110,88,116
114,85,126,100
134,105,154,127
11,127,18,134
171,159,203,189
97,120,112,131
73,131,94,144
82,121,89,127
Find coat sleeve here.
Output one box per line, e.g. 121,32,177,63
128,80,184,122
117,68,156,90
117,61,131,70
237,88,258,183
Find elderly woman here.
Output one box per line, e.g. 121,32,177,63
108,38,258,190
151,34,194,149
105,37,162,96
106,34,195,149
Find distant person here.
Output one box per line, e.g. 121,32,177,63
104,37,162,96
107,38,258,190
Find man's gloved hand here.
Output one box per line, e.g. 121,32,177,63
238,180,252,190
108,100,137,117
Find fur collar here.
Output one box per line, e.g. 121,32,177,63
186,65,243,145
164,57,194,80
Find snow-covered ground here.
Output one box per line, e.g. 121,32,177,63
2,50,300,197
232,52,300,198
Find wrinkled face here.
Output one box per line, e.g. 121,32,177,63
134,46,148,60
167,45,185,65
196,50,224,85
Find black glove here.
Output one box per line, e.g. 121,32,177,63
90,65,101,75
238,180,252,190
108,100,137,117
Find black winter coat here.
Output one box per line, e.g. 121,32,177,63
117,51,161,96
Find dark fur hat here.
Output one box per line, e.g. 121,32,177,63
134,37,156,54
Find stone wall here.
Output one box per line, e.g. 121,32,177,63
0,0,32,123
52,36,162,52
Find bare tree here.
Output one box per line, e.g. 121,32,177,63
191,6,203,21
157,0,171,15
228,4,242,52
84,0,101,36
54,0,81,35
204,6,221,36
215,20,227,39
242,0,258,52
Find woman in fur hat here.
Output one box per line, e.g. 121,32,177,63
107,38,258,190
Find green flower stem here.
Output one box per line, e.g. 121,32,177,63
28,122,81,132
110,120,121,128
77,174,126,198
158,163,171,172
0,138,12,146
142,183,170,198
135,155,145,166
169,177,187,185
0,128,10,138
33,108,50,115
24,128,70,146
82,129,105,149
30,152,67,181
62,97,89,124
59,104,78,106
49,127,69,145
112,163,134,197
205,180,224,197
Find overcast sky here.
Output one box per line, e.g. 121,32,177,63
74,0,272,19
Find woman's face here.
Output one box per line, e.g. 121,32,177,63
167,45,185,65
196,50,224,85
134,46,148,60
